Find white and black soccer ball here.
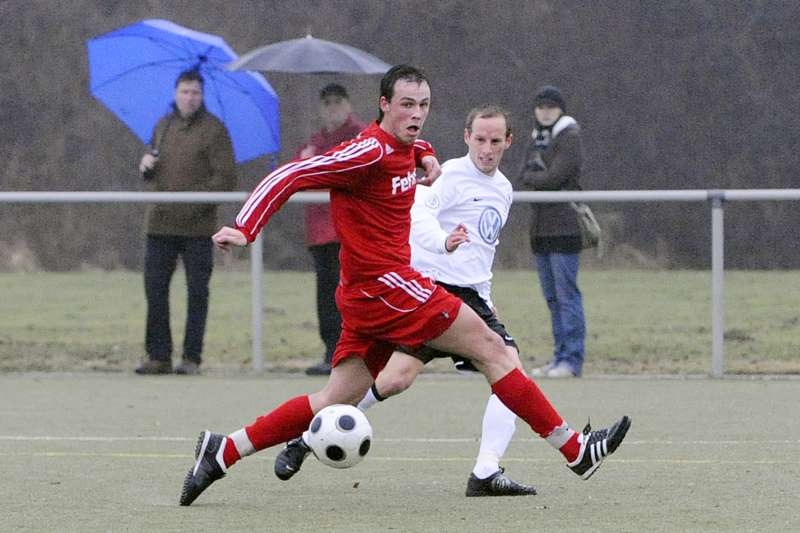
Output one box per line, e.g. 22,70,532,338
306,404,372,469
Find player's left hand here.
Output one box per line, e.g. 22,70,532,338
418,155,441,186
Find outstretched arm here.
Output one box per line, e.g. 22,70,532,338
234,136,382,243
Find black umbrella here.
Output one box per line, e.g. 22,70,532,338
228,34,391,74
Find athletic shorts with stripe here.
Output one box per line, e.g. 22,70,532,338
399,282,518,371
332,266,463,378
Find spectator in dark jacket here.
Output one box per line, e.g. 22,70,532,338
515,85,586,378
135,69,237,376
296,83,366,375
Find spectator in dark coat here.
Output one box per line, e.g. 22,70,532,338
135,69,237,376
515,85,586,378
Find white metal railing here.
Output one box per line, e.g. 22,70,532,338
3,189,800,376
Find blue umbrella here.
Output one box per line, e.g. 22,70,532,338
87,19,280,163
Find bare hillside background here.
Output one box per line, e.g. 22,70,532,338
1,0,799,271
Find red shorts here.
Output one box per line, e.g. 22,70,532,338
332,266,462,378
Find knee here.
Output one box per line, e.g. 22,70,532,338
311,385,367,410
476,334,516,368
378,372,413,397
470,331,503,358
484,330,508,355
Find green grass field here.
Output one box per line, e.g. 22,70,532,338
2,374,798,532
1,269,799,375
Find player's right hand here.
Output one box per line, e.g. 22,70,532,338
299,145,317,159
212,226,248,251
139,153,157,174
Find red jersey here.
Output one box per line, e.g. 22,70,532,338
236,122,436,287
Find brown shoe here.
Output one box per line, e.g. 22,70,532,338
175,360,201,375
134,359,173,375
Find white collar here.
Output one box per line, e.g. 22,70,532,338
551,115,577,137
532,115,577,140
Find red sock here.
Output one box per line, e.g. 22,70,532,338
560,434,581,462
222,439,240,468
244,395,314,451
491,368,564,438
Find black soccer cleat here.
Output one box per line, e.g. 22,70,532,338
465,467,538,497
567,415,631,480
179,430,226,506
274,436,311,481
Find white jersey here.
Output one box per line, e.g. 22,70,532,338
410,154,513,308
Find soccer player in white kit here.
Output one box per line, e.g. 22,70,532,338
361,104,534,496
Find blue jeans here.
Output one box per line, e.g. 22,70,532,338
535,252,585,375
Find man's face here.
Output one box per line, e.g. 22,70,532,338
379,79,430,144
320,95,352,131
174,80,203,117
534,103,562,127
464,115,512,176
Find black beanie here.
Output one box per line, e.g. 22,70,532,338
534,85,566,112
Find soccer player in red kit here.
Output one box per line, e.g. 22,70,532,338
180,65,630,506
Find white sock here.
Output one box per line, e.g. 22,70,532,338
229,428,255,460
545,422,576,450
472,394,517,479
357,384,382,411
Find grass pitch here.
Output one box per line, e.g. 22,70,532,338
1,373,798,532
1,269,799,375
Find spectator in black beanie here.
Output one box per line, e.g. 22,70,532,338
515,85,586,378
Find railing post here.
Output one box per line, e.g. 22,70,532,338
250,234,264,373
709,191,725,378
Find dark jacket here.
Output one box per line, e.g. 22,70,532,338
145,105,237,237
514,115,583,251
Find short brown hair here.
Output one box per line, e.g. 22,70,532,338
175,69,204,89
465,104,512,138
377,64,429,122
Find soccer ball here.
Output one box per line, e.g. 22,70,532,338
306,404,372,469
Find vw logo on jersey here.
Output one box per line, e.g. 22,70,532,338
478,207,503,243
